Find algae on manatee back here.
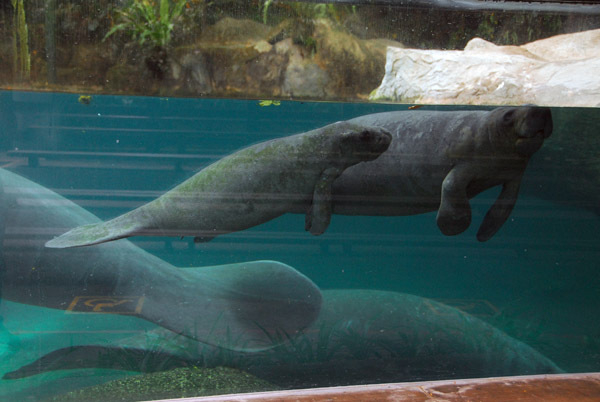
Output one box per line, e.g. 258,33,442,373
45,366,279,402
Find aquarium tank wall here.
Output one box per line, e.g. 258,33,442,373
0,1,599,401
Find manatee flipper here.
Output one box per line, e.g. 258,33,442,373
45,212,144,248
437,166,473,236
305,167,342,235
476,176,523,242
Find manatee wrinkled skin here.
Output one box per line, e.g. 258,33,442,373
333,106,552,241
0,168,322,351
46,122,391,248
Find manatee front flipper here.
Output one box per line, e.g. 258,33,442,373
436,166,473,236
305,167,343,235
476,176,523,242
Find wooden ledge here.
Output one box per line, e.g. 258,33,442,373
153,373,600,402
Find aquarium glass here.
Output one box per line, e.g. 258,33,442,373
0,1,599,401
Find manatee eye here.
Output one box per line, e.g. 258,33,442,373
502,109,516,125
358,130,375,142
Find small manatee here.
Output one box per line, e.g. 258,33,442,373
46,123,391,248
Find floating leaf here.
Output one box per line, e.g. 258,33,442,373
258,100,281,107
78,95,92,105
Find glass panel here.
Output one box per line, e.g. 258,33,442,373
0,91,598,401
0,0,599,401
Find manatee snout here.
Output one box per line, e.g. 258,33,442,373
346,126,392,161
518,107,553,139
514,106,553,156
361,127,393,150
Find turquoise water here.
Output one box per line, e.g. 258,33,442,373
0,90,599,400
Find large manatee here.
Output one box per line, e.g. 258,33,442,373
45,123,391,248
5,289,562,388
0,168,322,351
334,106,552,241
46,106,549,248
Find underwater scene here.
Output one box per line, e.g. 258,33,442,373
0,90,599,401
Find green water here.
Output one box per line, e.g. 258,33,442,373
0,90,598,401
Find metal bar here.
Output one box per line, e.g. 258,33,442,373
281,0,600,14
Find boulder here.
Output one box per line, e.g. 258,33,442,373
371,28,600,107
175,18,281,96
200,17,273,43
313,18,403,97
521,29,600,61
170,51,212,95
47,43,115,86
278,38,330,98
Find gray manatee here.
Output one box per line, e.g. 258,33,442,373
45,123,392,248
4,289,562,387
0,168,322,351
334,106,552,241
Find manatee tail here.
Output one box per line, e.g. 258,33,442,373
141,260,323,352
3,260,323,380
45,213,142,248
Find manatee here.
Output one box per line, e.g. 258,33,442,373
0,168,322,351
4,289,562,387
333,106,552,241
45,123,392,248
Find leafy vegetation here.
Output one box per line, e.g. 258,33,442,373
103,0,189,79
104,0,188,48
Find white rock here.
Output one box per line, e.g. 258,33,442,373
371,29,600,107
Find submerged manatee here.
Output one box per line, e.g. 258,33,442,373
5,289,562,387
334,106,552,241
0,168,321,351
45,123,391,248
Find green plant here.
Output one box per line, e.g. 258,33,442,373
11,0,30,81
261,0,274,24
104,0,188,48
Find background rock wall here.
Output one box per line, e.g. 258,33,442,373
0,1,599,101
